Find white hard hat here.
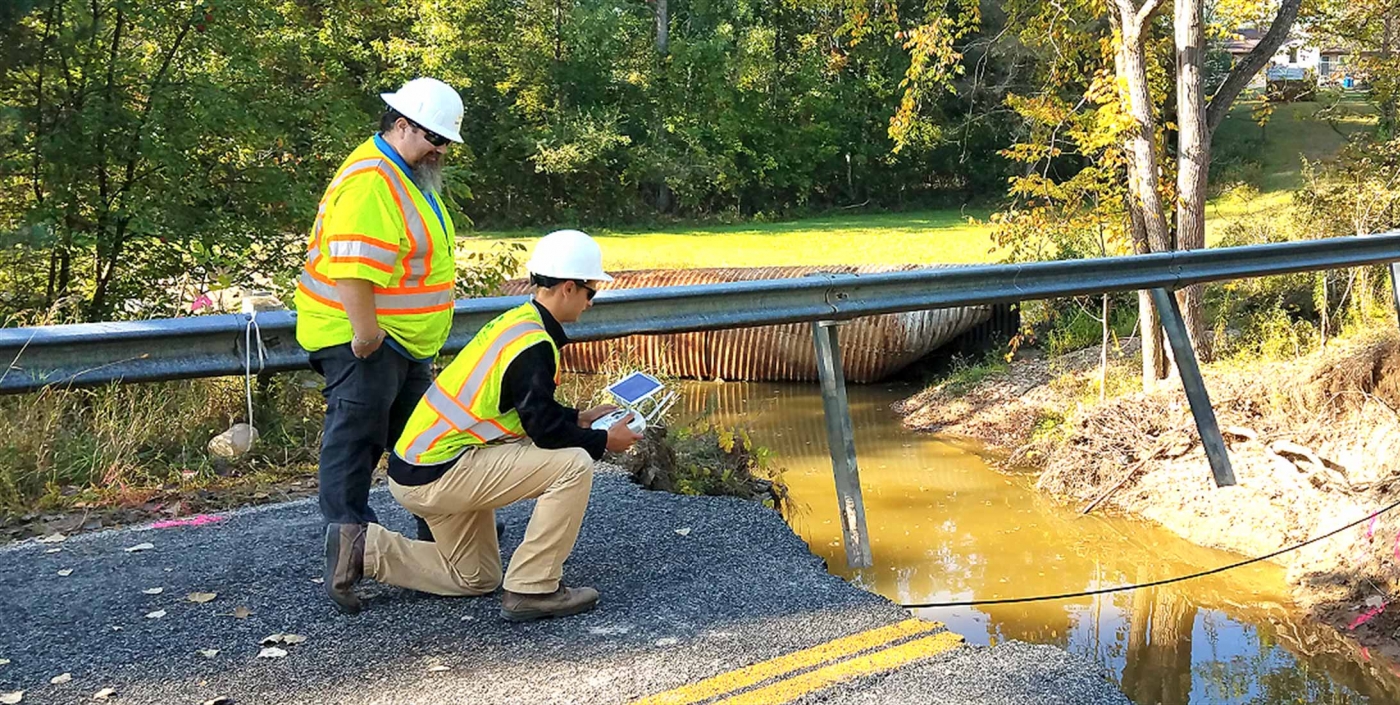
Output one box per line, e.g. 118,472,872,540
526,230,613,282
381,78,464,144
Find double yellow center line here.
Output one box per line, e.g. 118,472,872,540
632,618,964,705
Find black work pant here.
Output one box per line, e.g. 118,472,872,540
310,343,432,526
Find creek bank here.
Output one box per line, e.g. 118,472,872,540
896,331,1400,664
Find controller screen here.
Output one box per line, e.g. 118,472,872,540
608,373,663,404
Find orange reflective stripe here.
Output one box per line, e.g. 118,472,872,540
327,255,395,275
297,279,342,311
377,301,454,315
328,233,399,253
298,271,453,313
375,281,452,295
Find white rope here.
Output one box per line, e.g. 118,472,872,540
243,309,267,432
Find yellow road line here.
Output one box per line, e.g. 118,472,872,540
631,618,943,705
714,631,966,705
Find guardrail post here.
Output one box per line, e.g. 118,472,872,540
1150,288,1237,487
811,320,874,569
1390,262,1400,329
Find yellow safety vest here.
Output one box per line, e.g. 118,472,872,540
294,137,457,359
395,303,562,465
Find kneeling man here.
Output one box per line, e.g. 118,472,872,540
323,229,643,620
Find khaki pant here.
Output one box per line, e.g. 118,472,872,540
365,441,594,595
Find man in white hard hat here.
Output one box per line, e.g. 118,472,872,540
323,230,644,620
295,77,464,565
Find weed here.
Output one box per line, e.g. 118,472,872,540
938,353,1009,397
0,375,322,517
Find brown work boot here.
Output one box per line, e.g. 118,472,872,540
500,585,599,622
324,523,366,614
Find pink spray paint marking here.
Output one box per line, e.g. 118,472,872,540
1368,515,1379,540
1349,604,1387,630
150,515,225,529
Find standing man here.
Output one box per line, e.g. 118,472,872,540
295,77,463,553
322,230,644,620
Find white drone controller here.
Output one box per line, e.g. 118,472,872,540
587,371,676,436
590,408,647,434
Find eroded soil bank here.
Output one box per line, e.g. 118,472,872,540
897,331,1400,665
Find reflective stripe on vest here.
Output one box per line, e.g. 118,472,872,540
305,158,434,288
398,318,549,464
296,270,454,315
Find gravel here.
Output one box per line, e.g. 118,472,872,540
0,465,1128,704
808,640,1132,705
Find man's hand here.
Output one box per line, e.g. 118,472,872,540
337,277,384,359
578,404,620,428
605,413,643,452
351,328,385,359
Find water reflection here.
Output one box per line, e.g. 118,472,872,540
668,380,1400,705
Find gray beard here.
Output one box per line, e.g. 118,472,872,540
412,158,443,196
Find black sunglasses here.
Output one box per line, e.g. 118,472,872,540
405,118,450,147
576,281,597,300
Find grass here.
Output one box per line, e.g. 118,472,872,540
1207,95,1377,243
939,354,1010,396
0,375,323,525
458,208,1000,272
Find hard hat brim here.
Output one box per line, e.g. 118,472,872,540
381,92,465,144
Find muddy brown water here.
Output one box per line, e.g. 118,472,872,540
659,379,1400,705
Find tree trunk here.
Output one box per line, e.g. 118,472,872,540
1132,207,1168,384
1384,16,1396,138
1175,0,1211,360
654,0,668,55
1100,293,1110,402
1111,0,1171,386
1112,3,1172,255
654,0,672,213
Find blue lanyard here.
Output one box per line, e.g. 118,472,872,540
373,134,446,232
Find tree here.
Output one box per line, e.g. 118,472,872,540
1305,0,1400,137
1108,0,1177,384
0,1,377,320
1174,0,1302,362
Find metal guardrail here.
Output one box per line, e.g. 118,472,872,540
5,234,1400,394
4,234,1400,568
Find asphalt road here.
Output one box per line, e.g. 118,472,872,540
0,465,1129,705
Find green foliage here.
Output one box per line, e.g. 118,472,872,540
0,375,323,514
1294,134,1400,239
1044,301,1138,357
664,421,789,511
457,242,528,300
988,18,1135,267
1207,162,1400,363
0,0,1025,324
937,353,1008,396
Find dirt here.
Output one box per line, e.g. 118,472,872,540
894,339,1141,444
897,331,1400,664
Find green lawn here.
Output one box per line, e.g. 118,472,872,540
458,209,1000,273
1206,96,1376,243
459,96,1376,272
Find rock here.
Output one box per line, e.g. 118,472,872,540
207,424,259,459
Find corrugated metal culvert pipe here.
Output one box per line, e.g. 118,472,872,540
499,266,993,383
